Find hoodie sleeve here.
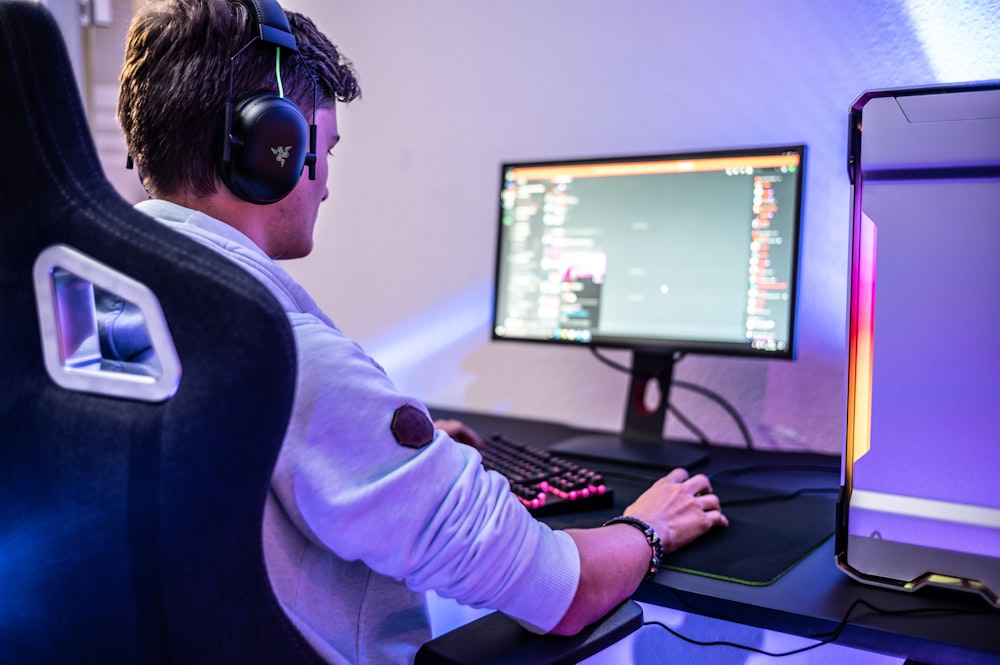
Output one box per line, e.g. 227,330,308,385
270,312,580,632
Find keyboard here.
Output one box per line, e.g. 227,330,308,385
480,434,615,517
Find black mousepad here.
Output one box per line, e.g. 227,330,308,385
661,480,835,585
543,478,834,586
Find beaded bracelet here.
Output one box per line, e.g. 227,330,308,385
603,515,664,581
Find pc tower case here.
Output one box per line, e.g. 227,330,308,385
838,80,1000,606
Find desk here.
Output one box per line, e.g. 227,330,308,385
430,406,1000,665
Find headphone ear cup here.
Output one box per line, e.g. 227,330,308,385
221,92,309,204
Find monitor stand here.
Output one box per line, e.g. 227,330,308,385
549,351,709,471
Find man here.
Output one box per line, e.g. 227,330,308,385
117,1,727,662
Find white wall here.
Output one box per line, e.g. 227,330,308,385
271,0,998,454
74,0,997,454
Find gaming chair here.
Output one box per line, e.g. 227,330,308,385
0,2,320,661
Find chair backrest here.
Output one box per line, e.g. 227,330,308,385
0,3,322,662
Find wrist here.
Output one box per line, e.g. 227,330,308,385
602,515,663,581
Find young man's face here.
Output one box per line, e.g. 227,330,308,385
262,105,340,260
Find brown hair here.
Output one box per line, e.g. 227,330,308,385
118,0,360,198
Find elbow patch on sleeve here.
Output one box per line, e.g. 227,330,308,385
391,404,435,450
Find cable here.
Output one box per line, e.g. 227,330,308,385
709,464,840,482
705,464,840,505
644,618,833,657
588,346,649,375
646,588,993,658
275,47,284,98
597,463,841,503
673,379,755,449
666,404,710,445
589,347,756,449
719,486,838,508
589,348,707,444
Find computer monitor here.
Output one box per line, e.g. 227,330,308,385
491,144,805,469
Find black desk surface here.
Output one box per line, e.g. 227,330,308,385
430,406,1000,665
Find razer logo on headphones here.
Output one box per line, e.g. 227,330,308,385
271,145,292,167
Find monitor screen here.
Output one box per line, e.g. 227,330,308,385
490,145,806,468
492,144,804,358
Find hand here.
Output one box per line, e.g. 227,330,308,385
625,467,728,553
434,419,485,450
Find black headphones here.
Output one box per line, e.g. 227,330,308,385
220,0,318,204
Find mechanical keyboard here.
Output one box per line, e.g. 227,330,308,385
480,433,615,517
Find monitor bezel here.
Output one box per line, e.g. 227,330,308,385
490,143,807,362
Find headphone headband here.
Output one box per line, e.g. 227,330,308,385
245,0,298,52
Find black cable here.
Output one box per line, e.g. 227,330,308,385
643,618,835,657
595,460,841,502
666,404,710,445
673,379,755,450
646,589,993,658
588,345,653,374
719,486,839,508
588,348,708,444
589,347,755,449
709,464,840,482
705,464,840,505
